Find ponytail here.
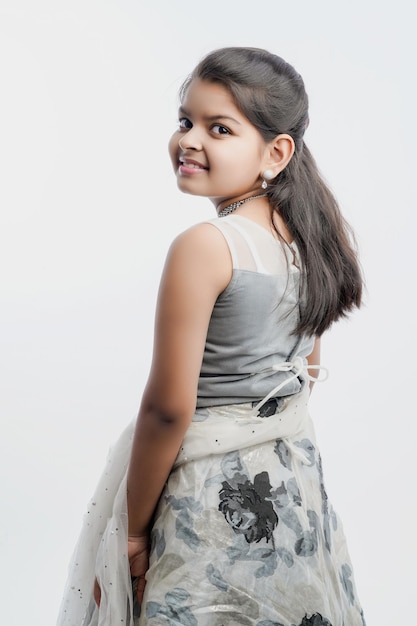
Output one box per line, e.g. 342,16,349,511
269,143,362,336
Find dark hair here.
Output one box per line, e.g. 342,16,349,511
181,47,363,336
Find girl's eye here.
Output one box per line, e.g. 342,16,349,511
211,124,230,135
178,118,192,130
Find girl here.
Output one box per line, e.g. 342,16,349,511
57,47,365,626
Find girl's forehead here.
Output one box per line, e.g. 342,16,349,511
181,79,235,109
180,79,242,118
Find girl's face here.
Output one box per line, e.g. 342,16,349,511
168,79,268,205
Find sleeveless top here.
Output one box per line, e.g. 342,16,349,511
196,215,315,408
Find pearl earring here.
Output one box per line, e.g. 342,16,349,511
261,169,274,189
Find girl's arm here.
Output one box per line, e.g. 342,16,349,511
307,336,321,392
127,223,231,538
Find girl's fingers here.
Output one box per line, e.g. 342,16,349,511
136,574,147,604
93,578,101,607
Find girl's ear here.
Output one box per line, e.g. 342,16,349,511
262,134,295,177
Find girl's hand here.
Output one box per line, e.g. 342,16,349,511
128,534,150,605
93,535,149,608
93,577,101,607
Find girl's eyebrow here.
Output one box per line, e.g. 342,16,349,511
178,106,241,125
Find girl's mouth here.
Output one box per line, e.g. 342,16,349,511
178,158,208,175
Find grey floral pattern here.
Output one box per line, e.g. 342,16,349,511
146,588,197,625
140,422,366,625
254,397,286,417
316,453,332,552
299,614,333,626
275,439,293,470
258,613,332,626
165,495,202,551
340,563,356,605
219,470,278,543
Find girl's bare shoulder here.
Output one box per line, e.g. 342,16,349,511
171,220,228,251
167,221,231,267
161,221,232,294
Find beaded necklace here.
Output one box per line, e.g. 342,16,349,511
217,193,268,218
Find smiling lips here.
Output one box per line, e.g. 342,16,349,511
179,157,208,174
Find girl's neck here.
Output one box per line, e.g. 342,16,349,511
214,187,265,214
222,198,293,245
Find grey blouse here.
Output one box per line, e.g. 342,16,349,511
197,215,314,408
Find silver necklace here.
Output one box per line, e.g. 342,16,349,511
217,193,268,218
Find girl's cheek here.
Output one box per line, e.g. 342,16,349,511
168,133,180,166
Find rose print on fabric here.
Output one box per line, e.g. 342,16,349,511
295,439,316,466
219,471,278,543
270,476,319,558
299,614,333,626
165,495,203,551
254,397,286,417
142,442,365,625
226,540,279,578
257,615,332,626
340,563,356,605
151,528,166,559
316,453,332,552
274,439,293,470
206,563,229,592
201,559,264,623
146,588,197,626
294,510,319,557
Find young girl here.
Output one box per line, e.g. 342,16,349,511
57,47,365,626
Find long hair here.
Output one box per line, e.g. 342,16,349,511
180,47,363,337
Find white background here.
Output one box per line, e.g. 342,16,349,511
1,1,415,624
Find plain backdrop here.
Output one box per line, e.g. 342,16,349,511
1,1,415,624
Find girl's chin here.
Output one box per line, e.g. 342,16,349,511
176,180,208,197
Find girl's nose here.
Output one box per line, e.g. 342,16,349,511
178,126,202,151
